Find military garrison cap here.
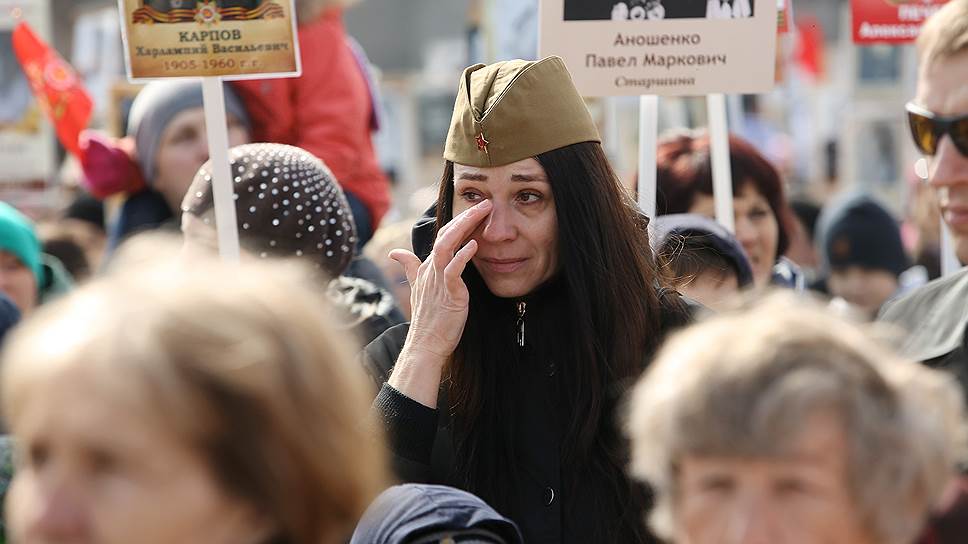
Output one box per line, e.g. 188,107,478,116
443,56,601,167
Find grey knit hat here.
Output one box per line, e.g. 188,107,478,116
126,80,250,183
182,143,357,277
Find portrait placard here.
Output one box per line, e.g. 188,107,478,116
540,0,778,96
117,0,300,80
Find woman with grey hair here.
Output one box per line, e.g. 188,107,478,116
625,294,967,544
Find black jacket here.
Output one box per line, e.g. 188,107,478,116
329,274,405,347
362,208,694,543
364,317,689,543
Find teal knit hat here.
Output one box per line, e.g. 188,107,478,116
0,203,43,287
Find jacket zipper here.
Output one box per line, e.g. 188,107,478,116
516,301,527,347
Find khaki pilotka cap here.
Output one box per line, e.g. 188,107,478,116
443,56,602,168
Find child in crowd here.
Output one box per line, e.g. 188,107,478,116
818,195,914,318
650,213,753,311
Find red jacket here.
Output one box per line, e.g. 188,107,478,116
232,9,390,229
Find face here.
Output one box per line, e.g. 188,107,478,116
827,266,898,318
689,183,779,287
452,159,559,298
152,108,249,212
7,363,271,544
916,51,968,263
0,250,37,315
679,269,740,312
675,414,875,544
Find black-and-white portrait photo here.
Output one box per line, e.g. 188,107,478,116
564,0,755,21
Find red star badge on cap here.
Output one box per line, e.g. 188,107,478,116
476,133,489,152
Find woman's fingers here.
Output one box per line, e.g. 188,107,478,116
434,201,484,243
444,239,478,288
433,200,491,261
389,249,421,286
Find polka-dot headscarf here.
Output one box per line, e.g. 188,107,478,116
183,143,357,277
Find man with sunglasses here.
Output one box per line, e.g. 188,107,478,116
879,0,968,402
880,9,968,542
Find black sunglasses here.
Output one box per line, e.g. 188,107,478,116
906,102,968,157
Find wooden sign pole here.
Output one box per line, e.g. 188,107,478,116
201,76,240,263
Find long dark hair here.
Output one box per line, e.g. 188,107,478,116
435,142,680,542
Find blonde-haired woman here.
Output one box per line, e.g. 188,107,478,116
2,249,387,544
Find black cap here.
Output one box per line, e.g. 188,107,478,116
350,484,523,544
650,213,754,287
825,198,908,277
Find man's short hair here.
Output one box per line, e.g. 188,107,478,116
917,0,968,65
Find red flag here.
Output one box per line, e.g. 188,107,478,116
795,16,826,81
11,21,93,160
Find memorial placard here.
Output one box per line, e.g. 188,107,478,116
540,0,778,96
118,0,300,80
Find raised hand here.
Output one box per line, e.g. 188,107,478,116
387,199,492,407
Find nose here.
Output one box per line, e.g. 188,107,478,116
196,136,211,164
928,137,968,190
33,494,86,539
727,497,774,544
838,270,865,300
480,203,516,243
15,477,88,540
734,216,758,253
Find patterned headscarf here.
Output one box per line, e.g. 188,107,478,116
183,143,357,277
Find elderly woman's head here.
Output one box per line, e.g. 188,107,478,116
2,250,387,544
656,132,795,286
625,294,967,544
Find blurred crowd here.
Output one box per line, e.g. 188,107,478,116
0,0,966,543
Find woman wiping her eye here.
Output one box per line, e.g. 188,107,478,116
363,56,693,544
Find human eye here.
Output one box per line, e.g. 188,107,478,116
87,447,121,477
517,191,543,204
698,474,735,494
227,116,245,131
174,125,202,145
27,441,50,469
459,190,484,204
749,206,771,220
0,257,20,272
774,477,811,497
